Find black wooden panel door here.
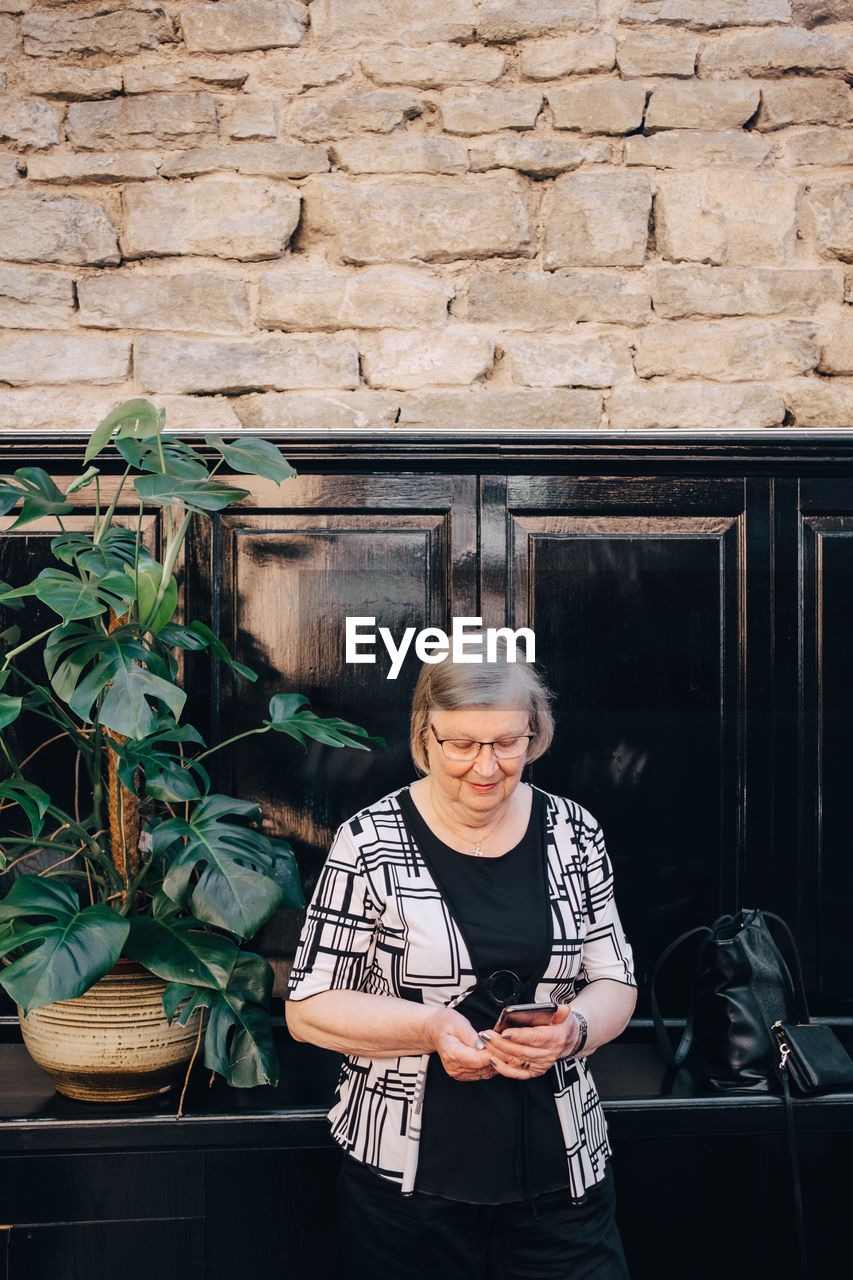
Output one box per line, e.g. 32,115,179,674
182,473,478,981
798,481,853,1015
489,475,755,1005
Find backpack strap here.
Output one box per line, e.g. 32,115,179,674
761,911,810,1025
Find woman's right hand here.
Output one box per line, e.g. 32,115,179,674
425,1007,496,1082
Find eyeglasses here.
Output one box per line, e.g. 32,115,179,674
430,725,534,762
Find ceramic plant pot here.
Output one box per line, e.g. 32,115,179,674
17,959,202,1102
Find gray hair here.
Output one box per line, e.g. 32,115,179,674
409,651,554,774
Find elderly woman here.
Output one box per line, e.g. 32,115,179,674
286,653,636,1279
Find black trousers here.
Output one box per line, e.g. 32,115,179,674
338,1156,630,1280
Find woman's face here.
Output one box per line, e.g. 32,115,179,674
424,702,531,818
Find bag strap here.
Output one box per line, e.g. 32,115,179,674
779,1051,809,1280
649,926,712,1068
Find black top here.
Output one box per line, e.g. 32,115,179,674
397,785,571,1203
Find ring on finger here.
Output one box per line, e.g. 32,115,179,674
519,1059,532,1071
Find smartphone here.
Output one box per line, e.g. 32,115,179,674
494,1001,558,1032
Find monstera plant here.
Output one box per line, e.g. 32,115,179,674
0,399,379,1093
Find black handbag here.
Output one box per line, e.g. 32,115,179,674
653,909,853,1280
650,908,809,1092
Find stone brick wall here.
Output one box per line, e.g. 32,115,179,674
1,0,852,433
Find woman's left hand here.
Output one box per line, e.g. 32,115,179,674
478,1005,580,1079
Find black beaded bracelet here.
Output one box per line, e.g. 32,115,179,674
571,1011,588,1055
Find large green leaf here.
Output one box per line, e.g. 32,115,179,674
267,693,384,751
0,693,22,728
0,469,74,529
154,796,285,939
0,876,129,1014
0,779,50,837
125,560,178,634
134,474,250,513
44,623,185,738
205,436,296,485
123,911,241,992
50,528,138,574
116,723,209,802
32,566,130,624
115,436,209,480
157,621,256,681
203,952,278,1087
84,399,164,464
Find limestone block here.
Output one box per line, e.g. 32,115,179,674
655,172,799,266
792,0,853,22
505,333,633,388
23,67,123,99
331,137,468,175
519,35,616,79
124,61,251,93
646,81,759,130
0,98,62,150
477,1,599,41
0,156,20,185
235,390,400,431
543,172,652,268
548,81,647,134
396,389,603,431
303,173,533,265
608,381,785,429
28,153,160,183
625,130,772,167
0,389,242,432
144,395,244,430
468,136,611,176
66,92,217,150
22,3,175,56
439,89,542,135
360,329,494,389
617,33,699,76
620,1,791,26
650,266,843,317
179,1,307,53
755,80,853,130
229,98,277,139
817,315,853,372
77,272,251,334
634,319,818,380
135,333,360,394
310,0,476,49
805,181,853,262
0,334,130,385
285,90,422,142
259,265,454,330
0,192,119,264
458,270,652,327
780,129,853,166
159,142,329,179
782,378,853,427
0,389,115,431
0,15,17,58
697,27,853,75
361,43,505,88
0,266,75,329
243,50,352,93
122,177,301,261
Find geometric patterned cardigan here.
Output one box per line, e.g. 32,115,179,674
286,784,635,1199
